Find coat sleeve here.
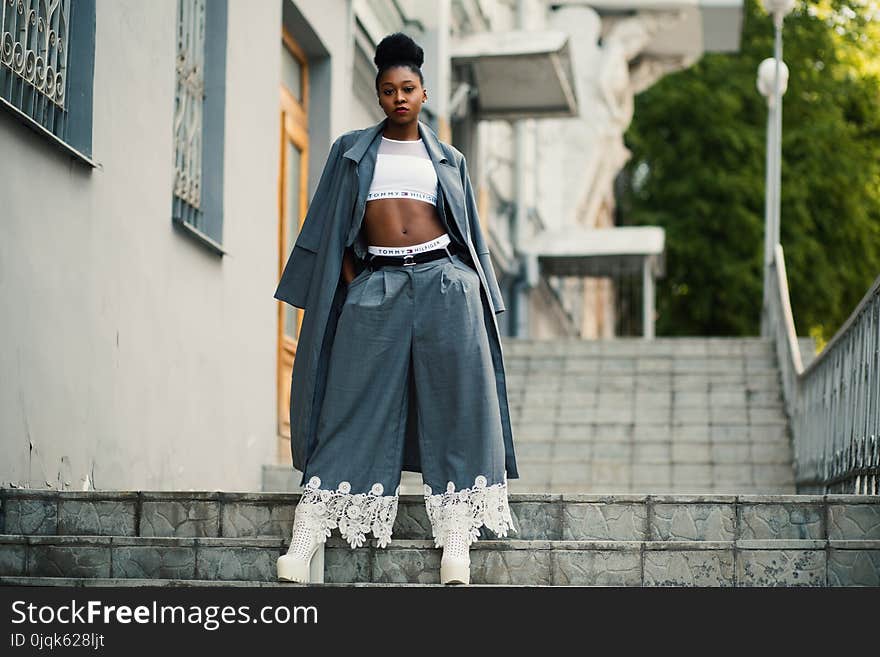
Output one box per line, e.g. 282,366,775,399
274,135,345,309
460,154,506,315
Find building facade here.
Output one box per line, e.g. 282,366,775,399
0,0,741,492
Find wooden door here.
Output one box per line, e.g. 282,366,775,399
277,30,309,463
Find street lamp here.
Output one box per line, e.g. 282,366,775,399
757,0,795,337
758,56,789,284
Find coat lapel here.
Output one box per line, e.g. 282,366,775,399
342,117,469,245
419,120,469,245
342,120,382,247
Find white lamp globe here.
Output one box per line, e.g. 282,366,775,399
760,0,796,17
757,57,790,99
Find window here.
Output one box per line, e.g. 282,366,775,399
352,19,381,119
0,0,96,165
171,0,227,253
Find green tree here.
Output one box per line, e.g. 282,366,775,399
618,0,880,341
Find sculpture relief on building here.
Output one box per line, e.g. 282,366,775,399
589,9,691,230
534,5,695,338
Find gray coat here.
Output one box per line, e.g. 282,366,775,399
274,117,519,483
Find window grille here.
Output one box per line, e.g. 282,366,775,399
173,0,206,225
0,0,95,162
0,0,70,107
172,0,226,252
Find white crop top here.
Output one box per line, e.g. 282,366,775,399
366,136,438,206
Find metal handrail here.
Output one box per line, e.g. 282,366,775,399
768,243,880,494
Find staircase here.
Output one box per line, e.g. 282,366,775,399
503,336,806,494
2,488,879,586
264,337,806,496
5,337,876,587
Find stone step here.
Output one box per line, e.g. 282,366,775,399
504,362,780,373
507,478,798,496
510,410,789,425
511,442,793,463
3,489,877,542
506,363,779,372
509,462,797,486
0,576,536,587
502,355,779,365
509,457,796,473
507,482,799,495
265,459,796,497
499,338,776,359
507,397,785,411
1,534,877,586
504,374,784,392
512,424,789,442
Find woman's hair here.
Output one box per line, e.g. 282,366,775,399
374,32,424,92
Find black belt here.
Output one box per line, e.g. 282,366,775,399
366,243,467,270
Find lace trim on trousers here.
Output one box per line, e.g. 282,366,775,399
423,475,517,548
297,476,400,549
296,474,516,550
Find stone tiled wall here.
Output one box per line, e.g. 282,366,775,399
1,489,878,586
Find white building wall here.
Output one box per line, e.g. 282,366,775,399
4,0,659,490
0,0,283,491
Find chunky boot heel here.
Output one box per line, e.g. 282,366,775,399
440,530,471,585
440,557,470,585
277,542,324,583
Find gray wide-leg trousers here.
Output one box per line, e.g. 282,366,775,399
297,249,515,550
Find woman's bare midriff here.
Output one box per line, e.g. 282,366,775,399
363,197,446,246
341,197,447,283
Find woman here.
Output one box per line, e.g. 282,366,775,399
276,32,518,585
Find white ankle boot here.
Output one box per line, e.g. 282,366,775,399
277,506,325,583
440,530,471,585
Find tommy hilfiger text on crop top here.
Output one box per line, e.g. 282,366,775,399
366,136,438,206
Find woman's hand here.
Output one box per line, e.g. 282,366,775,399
341,247,356,286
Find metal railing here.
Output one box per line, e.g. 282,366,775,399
768,243,880,494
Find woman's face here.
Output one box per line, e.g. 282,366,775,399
377,65,426,126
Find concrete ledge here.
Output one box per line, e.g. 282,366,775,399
8,535,874,551
736,539,827,550
560,494,649,502
826,495,880,504
643,541,731,550
3,492,878,543
649,494,738,503
140,491,221,501
3,535,875,585
828,540,880,549
736,494,825,503
0,576,520,587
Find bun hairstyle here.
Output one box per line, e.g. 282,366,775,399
374,32,425,92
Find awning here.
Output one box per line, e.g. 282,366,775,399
554,0,744,56
450,30,578,120
521,226,666,278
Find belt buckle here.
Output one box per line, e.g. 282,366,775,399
402,254,416,266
